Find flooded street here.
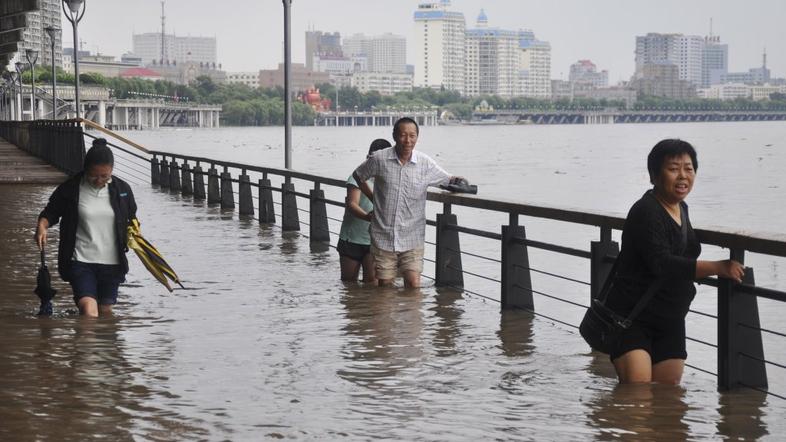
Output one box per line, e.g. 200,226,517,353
1,182,784,441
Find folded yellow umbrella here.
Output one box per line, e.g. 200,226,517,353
127,218,184,292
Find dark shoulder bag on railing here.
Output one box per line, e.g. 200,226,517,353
579,207,688,354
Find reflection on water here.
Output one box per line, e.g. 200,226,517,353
590,383,690,441
1,183,784,440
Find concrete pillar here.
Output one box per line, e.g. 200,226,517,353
98,101,106,127
123,107,129,130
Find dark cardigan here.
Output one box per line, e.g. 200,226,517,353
605,190,701,320
38,173,137,282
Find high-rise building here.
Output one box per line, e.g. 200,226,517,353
464,10,519,97
305,31,342,70
343,33,407,73
413,0,466,92
701,35,728,87
635,33,703,86
631,63,696,99
569,60,608,88
13,0,62,68
132,33,217,66
517,33,552,98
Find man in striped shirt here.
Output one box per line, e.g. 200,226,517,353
353,117,460,287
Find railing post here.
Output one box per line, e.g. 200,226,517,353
181,162,193,196
718,249,767,390
207,165,220,204
501,223,534,310
169,159,181,191
159,157,170,189
150,155,160,186
220,167,235,209
192,163,206,200
590,227,619,299
258,175,276,223
238,171,254,216
281,179,300,231
435,209,464,287
309,182,330,243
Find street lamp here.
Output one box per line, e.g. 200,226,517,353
15,62,25,120
45,26,60,120
5,71,18,120
282,0,292,169
63,0,86,119
26,49,39,119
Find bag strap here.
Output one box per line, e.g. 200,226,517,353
40,250,46,268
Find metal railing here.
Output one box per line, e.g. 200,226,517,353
3,119,784,399
0,119,85,175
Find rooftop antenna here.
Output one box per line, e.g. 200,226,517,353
763,47,767,68
161,1,166,63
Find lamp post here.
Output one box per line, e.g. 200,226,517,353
15,62,25,120
62,0,86,119
44,26,60,120
26,49,39,120
6,72,18,120
282,0,292,169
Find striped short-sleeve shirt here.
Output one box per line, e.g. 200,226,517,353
354,147,450,252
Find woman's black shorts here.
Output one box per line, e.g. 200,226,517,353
610,314,687,364
337,239,370,262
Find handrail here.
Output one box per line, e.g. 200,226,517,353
150,149,786,258
149,150,346,188
75,118,150,154
427,192,786,257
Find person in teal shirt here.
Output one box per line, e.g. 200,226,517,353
338,138,391,282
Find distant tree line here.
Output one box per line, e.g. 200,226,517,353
19,67,786,125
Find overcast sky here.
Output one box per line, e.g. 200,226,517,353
64,0,786,82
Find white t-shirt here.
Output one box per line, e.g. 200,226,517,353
74,178,119,264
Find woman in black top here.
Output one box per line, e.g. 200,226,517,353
605,139,744,384
35,139,137,317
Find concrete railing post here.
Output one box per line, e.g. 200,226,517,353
590,227,619,300
258,176,276,223
207,166,220,204
181,162,193,196
435,206,463,287
501,220,534,310
150,155,160,186
718,249,767,390
281,180,300,231
169,160,181,191
309,183,330,243
220,167,235,209
159,158,170,189
192,163,206,200
238,171,254,216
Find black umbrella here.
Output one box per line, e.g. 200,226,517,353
34,250,56,316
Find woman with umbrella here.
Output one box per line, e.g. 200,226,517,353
35,138,137,317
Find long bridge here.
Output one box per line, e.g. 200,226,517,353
471,109,786,125
1,119,785,439
1,84,221,129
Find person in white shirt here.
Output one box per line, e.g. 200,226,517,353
353,117,461,288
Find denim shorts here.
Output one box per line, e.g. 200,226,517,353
69,260,125,305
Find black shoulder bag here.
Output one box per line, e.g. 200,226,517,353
579,206,688,354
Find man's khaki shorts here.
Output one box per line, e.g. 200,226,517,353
371,245,424,281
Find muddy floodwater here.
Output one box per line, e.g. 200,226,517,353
1,181,783,440
2,122,786,440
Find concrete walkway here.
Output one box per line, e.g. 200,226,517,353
0,139,66,184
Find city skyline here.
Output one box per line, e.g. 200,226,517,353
59,0,785,81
